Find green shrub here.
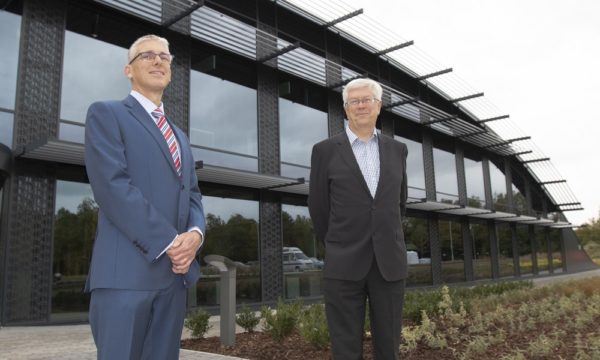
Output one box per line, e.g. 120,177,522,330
298,303,330,349
184,309,212,338
236,304,260,333
261,298,302,342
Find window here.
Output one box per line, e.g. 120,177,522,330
52,181,97,320
549,229,563,273
433,147,458,204
439,219,464,283
190,71,258,171
535,228,549,274
471,222,491,280
279,99,328,179
497,223,515,277
404,217,431,286
395,136,426,200
0,112,13,147
0,11,20,111
464,156,485,208
196,193,260,305
517,225,533,276
489,160,508,212
282,204,322,299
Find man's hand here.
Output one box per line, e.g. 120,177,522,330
167,231,202,274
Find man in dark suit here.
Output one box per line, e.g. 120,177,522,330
84,34,205,360
308,78,408,360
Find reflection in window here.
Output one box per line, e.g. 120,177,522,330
517,225,533,276
61,31,129,123
190,71,257,170
439,219,464,283
0,112,14,147
52,181,97,318
404,217,431,286
535,228,549,274
197,196,260,305
433,147,458,204
279,99,328,178
549,229,563,273
471,223,491,280
511,171,527,214
489,160,507,212
464,157,485,208
497,223,515,277
282,204,322,299
58,122,85,144
395,136,425,200
0,11,20,110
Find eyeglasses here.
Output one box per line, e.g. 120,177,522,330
345,97,380,107
128,51,174,65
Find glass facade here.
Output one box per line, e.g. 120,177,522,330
190,71,258,171
471,222,491,280
549,229,563,273
433,146,458,204
489,160,508,212
497,223,515,277
60,31,130,125
404,217,431,286
440,219,464,283
0,11,20,111
464,156,486,208
0,112,13,147
395,136,426,200
279,99,328,179
282,204,322,299
197,193,260,305
535,228,549,274
517,225,533,276
52,181,97,319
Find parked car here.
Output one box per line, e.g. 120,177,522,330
309,257,324,269
282,247,314,272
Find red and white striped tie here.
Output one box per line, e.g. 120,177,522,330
151,108,182,176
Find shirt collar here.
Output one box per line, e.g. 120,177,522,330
345,125,378,144
130,90,164,115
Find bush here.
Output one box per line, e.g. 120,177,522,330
261,298,302,342
184,309,212,338
236,304,260,333
298,304,330,349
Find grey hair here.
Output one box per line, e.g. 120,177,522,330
342,78,383,104
128,34,170,63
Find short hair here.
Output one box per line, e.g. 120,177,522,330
342,78,383,104
127,34,170,63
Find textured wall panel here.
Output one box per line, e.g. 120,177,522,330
421,130,436,201
530,225,538,275
14,0,66,147
462,219,474,281
428,215,441,285
455,146,467,206
257,66,280,176
327,93,345,137
259,193,283,301
482,158,493,211
163,36,190,133
488,221,499,279
162,0,192,35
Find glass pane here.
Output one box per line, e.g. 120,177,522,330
0,111,14,147
280,163,310,179
471,223,491,280
58,122,85,143
497,223,515,277
549,229,563,273
196,196,260,305
52,181,97,319
192,146,257,172
282,204,322,299
439,219,464,283
279,98,328,176
405,217,431,286
511,171,527,214
394,136,425,199
433,147,458,204
61,31,130,123
535,228,549,274
464,157,485,208
0,11,20,110
489,160,508,212
190,71,257,158
517,225,533,276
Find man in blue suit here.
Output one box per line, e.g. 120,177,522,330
84,34,205,360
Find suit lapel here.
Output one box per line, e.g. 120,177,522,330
373,134,389,201
335,133,373,197
123,96,180,177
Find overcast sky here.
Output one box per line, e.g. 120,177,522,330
353,0,600,226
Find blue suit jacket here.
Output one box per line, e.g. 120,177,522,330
84,95,205,291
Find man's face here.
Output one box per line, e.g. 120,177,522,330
344,86,381,132
125,39,171,94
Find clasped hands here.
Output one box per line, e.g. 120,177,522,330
166,231,202,274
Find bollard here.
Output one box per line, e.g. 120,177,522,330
204,254,237,347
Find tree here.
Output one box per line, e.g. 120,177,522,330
575,211,600,247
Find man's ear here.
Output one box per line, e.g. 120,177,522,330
124,65,133,79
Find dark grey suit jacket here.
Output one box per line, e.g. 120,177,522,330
308,132,408,282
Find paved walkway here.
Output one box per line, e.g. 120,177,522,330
1,267,598,360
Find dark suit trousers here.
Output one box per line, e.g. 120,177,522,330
324,258,405,360
89,279,187,360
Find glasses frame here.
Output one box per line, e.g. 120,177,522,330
344,97,381,108
128,51,174,65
